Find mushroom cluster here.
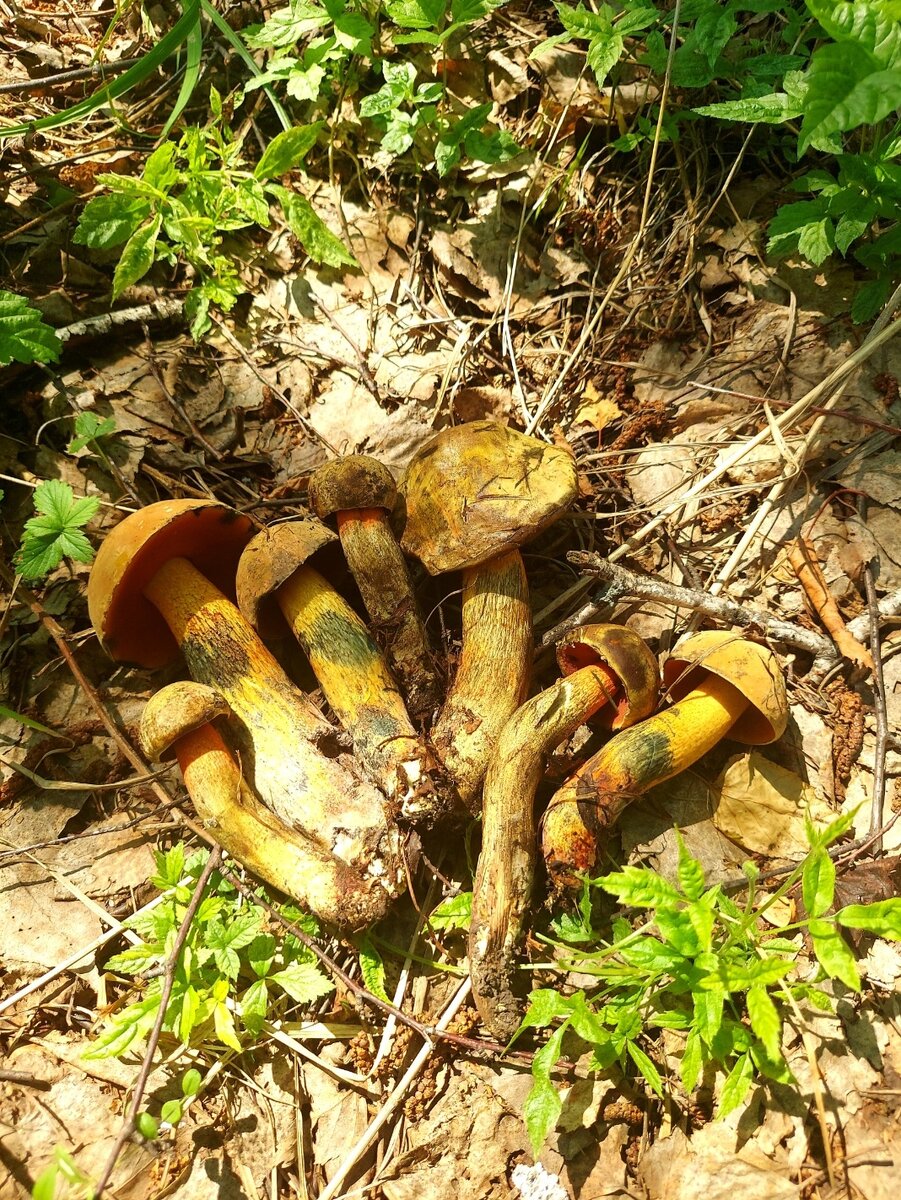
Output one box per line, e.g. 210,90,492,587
88,421,788,1037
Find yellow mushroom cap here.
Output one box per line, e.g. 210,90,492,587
556,623,659,730
309,455,397,519
140,681,231,761
662,630,788,744
235,517,337,636
87,500,254,669
400,420,579,574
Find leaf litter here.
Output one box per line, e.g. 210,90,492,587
3,11,901,1200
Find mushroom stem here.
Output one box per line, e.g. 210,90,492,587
274,562,440,820
171,723,392,929
335,507,442,723
542,673,750,889
470,662,621,1038
142,556,402,874
431,549,532,813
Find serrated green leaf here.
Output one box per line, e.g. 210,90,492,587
179,984,202,1042
717,1051,754,1118
676,837,706,900
112,214,162,300
809,918,861,989
524,1022,568,1154
799,43,901,154
597,866,683,909
270,186,358,266
693,92,804,123
681,1028,704,1092
357,934,391,1003
428,891,472,932
586,30,624,85
0,290,62,366
804,0,901,66
270,961,335,1004
627,1041,664,1097
254,123,323,179
248,933,277,976
746,984,781,1061
214,1001,243,1052
836,899,901,939
520,989,579,1032
15,480,100,580
241,978,269,1035
68,411,117,454
693,987,724,1044
802,848,835,918
154,843,186,889
654,908,700,955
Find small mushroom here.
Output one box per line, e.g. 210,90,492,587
140,682,390,929
309,455,441,722
469,625,659,1038
541,630,788,890
88,500,406,889
236,517,442,823
401,421,578,812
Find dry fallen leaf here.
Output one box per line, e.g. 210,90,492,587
712,752,833,857
570,382,622,435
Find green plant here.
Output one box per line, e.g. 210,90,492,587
73,98,356,338
87,844,335,1059
67,413,117,455
520,816,901,1154
0,291,61,367
31,1148,94,1200
14,480,100,581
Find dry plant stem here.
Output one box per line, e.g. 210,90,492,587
431,549,532,812
863,556,889,846
543,677,749,887
144,557,398,872
93,847,222,1200
275,563,437,820
788,537,873,669
335,507,441,723
315,978,473,1200
555,553,835,661
174,723,391,928
470,663,620,1038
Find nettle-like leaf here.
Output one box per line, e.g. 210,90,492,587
357,934,391,1003
15,480,100,580
270,185,358,267
809,918,861,989
112,214,163,300
68,411,116,454
799,42,901,153
836,898,901,939
0,291,62,366
269,960,335,1004
524,1022,568,1154
597,866,683,909
74,194,153,250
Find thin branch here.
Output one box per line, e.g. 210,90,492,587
0,57,146,94
93,847,222,1200
862,541,889,847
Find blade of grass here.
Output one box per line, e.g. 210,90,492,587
0,0,202,138
199,0,291,131
161,10,204,137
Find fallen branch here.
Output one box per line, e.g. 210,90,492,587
55,299,184,343
788,536,873,670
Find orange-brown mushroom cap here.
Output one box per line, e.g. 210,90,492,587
235,517,337,637
556,624,660,730
140,681,232,762
662,630,788,745
87,500,254,669
309,456,397,519
400,421,579,574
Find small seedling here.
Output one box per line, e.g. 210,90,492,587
14,480,100,581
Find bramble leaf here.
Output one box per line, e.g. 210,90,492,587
0,291,61,366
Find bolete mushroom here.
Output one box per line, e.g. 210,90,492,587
88,500,406,888
401,421,578,812
236,517,442,823
469,624,659,1038
541,630,788,890
140,681,391,928
308,455,441,723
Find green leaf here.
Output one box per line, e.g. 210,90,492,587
676,837,706,900
385,0,446,30
708,955,794,991
597,867,683,909
68,411,117,454
136,1111,159,1140
241,978,269,1035
586,30,624,86
357,934,391,1003
767,199,831,260
160,1098,184,1126
693,988,724,1044
681,1028,704,1092
182,1068,202,1097
799,43,901,154
427,891,472,932
0,290,62,366
717,1051,754,1118
112,214,163,300
809,918,861,989
179,984,202,1042
802,848,835,918
248,933,277,976
214,1001,243,1052
143,142,180,191
693,92,804,123
271,186,358,267
15,480,100,580
270,961,335,1004
746,985,782,1061
804,0,901,66
524,1022,568,1154
31,1163,58,1200
520,989,579,1031
254,123,323,179
654,908,701,955
626,1041,664,1097
154,843,186,889
836,899,901,939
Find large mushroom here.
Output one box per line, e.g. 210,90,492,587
541,630,788,890
401,420,578,812
140,681,391,928
88,499,407,889
469,624,659,1037
236,517,443,824
308,455,441,723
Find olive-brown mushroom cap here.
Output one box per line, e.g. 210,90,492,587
556,624,659,730
236,517,337,636
662,630,788,744
141,681,231,762
400,421,579,574
309,456,397,519
87,500,254,669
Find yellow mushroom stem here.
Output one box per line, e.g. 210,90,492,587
335,507,441,724
142,556,402,874
173,722,391,929
470,661,622,1039
431,549,532,813
273,563,441,821
542,672,750,889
